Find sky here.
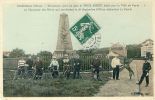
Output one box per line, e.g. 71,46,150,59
3,3,152,54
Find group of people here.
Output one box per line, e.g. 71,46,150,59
15,54,152,87
14,54,83,80
111,56,152,87
15,54,103,80
14,56,43,80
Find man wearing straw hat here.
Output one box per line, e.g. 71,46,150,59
49,56,59,78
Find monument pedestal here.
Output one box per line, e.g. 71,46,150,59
53,13,78,59
54,50,77,59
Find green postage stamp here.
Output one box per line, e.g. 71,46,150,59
70,13,100,45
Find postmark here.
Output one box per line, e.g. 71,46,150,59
70,13,101,48
82,32,101,49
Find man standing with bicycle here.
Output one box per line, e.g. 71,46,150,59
49,56,59,78
26,56,34,78
91,55,102,81
33,57,43,80
73,55,81,79
63,54,71,79
15,57,26,79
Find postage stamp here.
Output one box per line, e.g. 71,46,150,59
70,13,100,45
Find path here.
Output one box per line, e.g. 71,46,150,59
94,60,153,96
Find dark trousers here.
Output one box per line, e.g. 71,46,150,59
17,67,25,75
113,65,120,80
26,66,33,78
73,68,80,79
17,66,26,78
66,70,70,79
34,68,43,79
139,72,149,85
52,70,59,78
15,66,26,79
63,65,70,79
27,69,34,78
27,66,32,70
92,67,100,79
64,69,71,79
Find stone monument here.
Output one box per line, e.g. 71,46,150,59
54,13,76,59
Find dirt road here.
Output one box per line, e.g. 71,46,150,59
94,60,153,96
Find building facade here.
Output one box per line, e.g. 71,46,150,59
107,43,127,58
140,39,153,59
107,43,127,64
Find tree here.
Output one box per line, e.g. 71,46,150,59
9,48,25,58
37,51,52,58
37,51,52,71
126,44,141,58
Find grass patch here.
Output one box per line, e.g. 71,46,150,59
4,69,111,97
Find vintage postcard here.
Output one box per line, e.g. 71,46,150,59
0,0,154,99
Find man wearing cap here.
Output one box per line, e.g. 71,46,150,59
137,59,151,87
111,56,122,80
49,56,59,78
73,55,81,79
63,54,71,79
91,55,102,81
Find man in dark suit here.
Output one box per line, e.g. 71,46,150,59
137,59,151,87
91,55,101,81
73,55,81,79
34,57,43,80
